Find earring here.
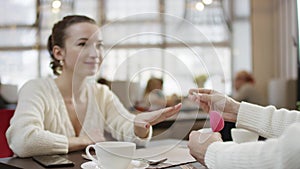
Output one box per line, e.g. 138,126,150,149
59,60,64,66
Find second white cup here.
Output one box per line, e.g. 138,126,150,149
85,141,136,169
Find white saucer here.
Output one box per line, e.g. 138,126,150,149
81,160,149,169
81,161,100,169
129,160,149,169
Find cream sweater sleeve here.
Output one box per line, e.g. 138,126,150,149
6,80,68,157
237,102,300,138
204,102,300,169
96,85,152,146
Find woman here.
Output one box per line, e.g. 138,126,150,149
6,15,181,157
142,78,166,111
187,88,300,169
138,78,178,111
233,70,262,104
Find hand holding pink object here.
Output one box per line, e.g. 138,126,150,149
188,110,224,166
189,89,240,123
209,110,224,132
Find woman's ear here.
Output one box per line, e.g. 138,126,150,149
52,45,65,61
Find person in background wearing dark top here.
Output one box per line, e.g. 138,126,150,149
220,70,264,141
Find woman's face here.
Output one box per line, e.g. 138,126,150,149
234,76,246,91
62,22,103,77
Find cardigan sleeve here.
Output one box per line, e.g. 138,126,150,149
96,85,152,146
236,102,300,138
6,80,68,157
205,123,300,169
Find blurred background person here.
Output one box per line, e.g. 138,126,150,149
140,78,166,111
136,77,179,111
220,70,264,141
233,70,262,104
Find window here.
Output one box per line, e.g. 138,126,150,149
0,1,37,86
1,0,232,97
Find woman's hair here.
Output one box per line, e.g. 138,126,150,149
235,70,255,83
144,78,164,96
48,15,96,75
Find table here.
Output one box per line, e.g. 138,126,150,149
0,139,206,169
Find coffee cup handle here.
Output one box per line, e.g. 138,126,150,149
85,145,98,162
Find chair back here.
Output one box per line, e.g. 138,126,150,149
0,109,14,158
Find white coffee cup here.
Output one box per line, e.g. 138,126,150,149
231,128,259,143
85,141,136,169
198,128,213,133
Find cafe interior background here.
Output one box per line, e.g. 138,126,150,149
0,0,299,139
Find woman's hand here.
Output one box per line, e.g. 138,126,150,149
134,103,182,138
188,88,240,123
187,131,222,166
84,129,107,144
68,131,106,152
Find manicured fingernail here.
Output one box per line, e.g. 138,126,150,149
145,124,150,129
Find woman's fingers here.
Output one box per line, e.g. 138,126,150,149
189,89,199,95
200,101,210,112
157,103,182,118
189,88,214,94
188,92,211,112
135,103,182,129
149,103,182,125
188,89,212,102
174,102,182,110
197,88,214,94
197,94,211,102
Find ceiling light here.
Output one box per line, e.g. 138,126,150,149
52,0,62,9
203,0,213,5
195,2,205,11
